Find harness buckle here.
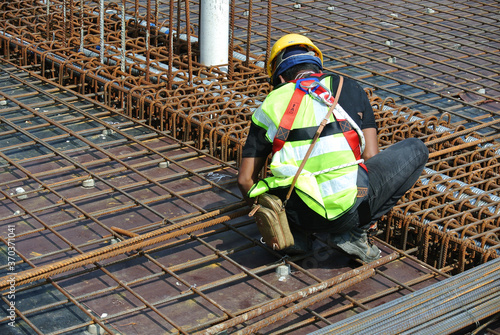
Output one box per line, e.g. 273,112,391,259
296,78,334,106
310,81,334,106
295,77,320,93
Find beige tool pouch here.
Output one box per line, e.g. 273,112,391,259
249,193,294,250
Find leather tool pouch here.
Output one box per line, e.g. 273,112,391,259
249,193,294,250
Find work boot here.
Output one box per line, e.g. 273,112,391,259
327,227,381,263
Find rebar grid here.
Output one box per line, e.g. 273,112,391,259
0,1,498,165
0,59,486,334
0,0,499,334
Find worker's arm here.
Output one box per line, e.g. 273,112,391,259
237,156,267,206
362,127,379,161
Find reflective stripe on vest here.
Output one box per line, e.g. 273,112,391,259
275,133,352,167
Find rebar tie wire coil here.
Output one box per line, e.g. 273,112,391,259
0,202,248,291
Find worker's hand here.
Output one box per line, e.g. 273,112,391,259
237,156,267,205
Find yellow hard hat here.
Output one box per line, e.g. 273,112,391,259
267,34,323,77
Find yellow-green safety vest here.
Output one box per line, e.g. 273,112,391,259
248,76,366,220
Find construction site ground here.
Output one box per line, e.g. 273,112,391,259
0,1,499,334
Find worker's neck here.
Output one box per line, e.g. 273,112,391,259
294,70,318,80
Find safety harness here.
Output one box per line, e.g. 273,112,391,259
272,74,371,226
273,74,366,169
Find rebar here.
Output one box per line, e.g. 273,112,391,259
308,258,500,335
0,1,499,334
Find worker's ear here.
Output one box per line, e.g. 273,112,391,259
279,75,286,83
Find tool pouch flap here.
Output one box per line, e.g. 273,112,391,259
250,193,294,250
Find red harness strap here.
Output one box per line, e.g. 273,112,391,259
331,111,363,158
272,87,306,155
272,76,362,164
272,77,321,155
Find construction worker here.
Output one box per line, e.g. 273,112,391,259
237,34,428,263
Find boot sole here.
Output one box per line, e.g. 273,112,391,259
329,241,381,263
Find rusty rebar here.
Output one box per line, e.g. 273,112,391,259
0,204,248,290
201,252,399,335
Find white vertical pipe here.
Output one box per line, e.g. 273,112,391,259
199,0,229,69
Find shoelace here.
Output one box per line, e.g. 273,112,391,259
367,229,377,245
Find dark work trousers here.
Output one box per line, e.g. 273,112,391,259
270,138,429,235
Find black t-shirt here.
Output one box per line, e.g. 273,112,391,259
243,73,376,158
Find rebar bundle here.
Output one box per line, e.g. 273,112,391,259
308,257,500,335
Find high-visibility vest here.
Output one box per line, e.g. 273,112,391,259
248,75,366,220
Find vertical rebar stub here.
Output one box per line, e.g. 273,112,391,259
82,178,95,188
276,264,291,277
158,161,170,168
15,187,28,199
102,129,114,136
87,324,105,335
